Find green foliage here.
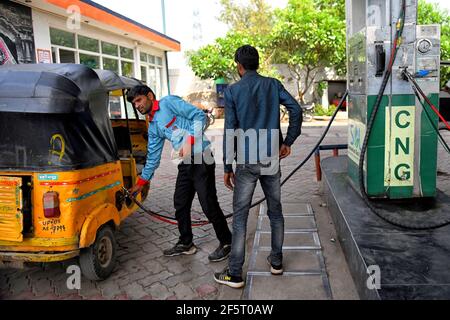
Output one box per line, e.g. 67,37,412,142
314,104,337,116
268,0,346,102
418,0,450,88
186,33,278,81
218,0,274,37
187,0,278,82
315,81,328,100
188,0,450,94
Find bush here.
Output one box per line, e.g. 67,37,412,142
314,104,337,116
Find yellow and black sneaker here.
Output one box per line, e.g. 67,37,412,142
214,268,244,288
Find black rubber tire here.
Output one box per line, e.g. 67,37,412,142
79,225,117,281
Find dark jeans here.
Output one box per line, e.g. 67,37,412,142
229,164,283,277
174,159,232,246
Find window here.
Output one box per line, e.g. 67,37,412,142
79,53,99,69
141,52,164,98
121,61,134,77
59,49,76,63
140,52,147,63
50,27,136,77
78,35,99,52
103,58,119,73
141,66,147,83
120,46,134,60
50,28,75,48
102,42,118,56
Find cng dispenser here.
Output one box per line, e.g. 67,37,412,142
346,0,441,199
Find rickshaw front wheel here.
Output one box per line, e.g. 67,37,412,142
79,225,117,281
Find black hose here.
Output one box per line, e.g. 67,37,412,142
250,92,348,208
358,0,450,230
407,72,450,153
124,93,348,225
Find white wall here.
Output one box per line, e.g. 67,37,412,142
31,7,169,96
31,10,52,55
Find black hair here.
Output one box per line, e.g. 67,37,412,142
234,45,259,71
126,85,155,103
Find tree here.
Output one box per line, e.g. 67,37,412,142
187,0,277,82
218,0,274,36
187,32,277,82
418,0,450,88
268,0,346,103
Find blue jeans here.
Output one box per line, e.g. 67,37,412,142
228,163,284,277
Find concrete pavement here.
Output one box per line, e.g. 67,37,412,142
1,121,362,300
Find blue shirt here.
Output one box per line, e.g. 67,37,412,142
223,71,302,173
141,95,210,181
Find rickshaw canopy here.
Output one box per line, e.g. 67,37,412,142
94,69,143,92
0,64,119,171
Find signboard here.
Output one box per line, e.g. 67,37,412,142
37,49,52,63
384,106,415,187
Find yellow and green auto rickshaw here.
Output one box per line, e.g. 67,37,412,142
0,64,148,280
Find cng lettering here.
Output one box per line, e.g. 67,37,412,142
384,106,415,187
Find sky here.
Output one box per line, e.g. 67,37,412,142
94,0,288,68
94,0,450,68
94,0,289,47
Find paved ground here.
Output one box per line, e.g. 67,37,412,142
1,117,447,300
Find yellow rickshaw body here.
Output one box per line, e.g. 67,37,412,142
0,65,148,267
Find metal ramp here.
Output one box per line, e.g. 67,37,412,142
243,202,333,300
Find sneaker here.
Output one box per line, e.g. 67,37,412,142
267,256,283,275
208,244,231,262
163,241,197,257
213,268,244,289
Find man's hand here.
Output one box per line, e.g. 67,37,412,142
279,144,291,159
128,179,150,199
224,172,235,191
179,141,192,159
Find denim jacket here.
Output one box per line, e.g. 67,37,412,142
223,71,302,173
140,95,210,181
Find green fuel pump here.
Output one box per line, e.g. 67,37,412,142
346,0,441,199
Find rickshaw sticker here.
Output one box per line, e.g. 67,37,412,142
66,181,121,203
48,134,66,165
0,205,13,212
39,169,120,186
38,174,59,181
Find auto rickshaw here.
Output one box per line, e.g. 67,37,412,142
0,64,148,280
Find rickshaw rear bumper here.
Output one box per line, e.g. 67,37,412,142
0,250,80,263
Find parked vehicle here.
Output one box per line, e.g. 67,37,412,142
0,64,148,280
280,104,314,122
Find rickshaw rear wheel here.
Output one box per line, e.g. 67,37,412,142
79,225,117,281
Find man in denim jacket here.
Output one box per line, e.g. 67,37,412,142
214,45,302,288
127,85,232,261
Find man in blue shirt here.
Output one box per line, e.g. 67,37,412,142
127,86,232,261
214,45,302,288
